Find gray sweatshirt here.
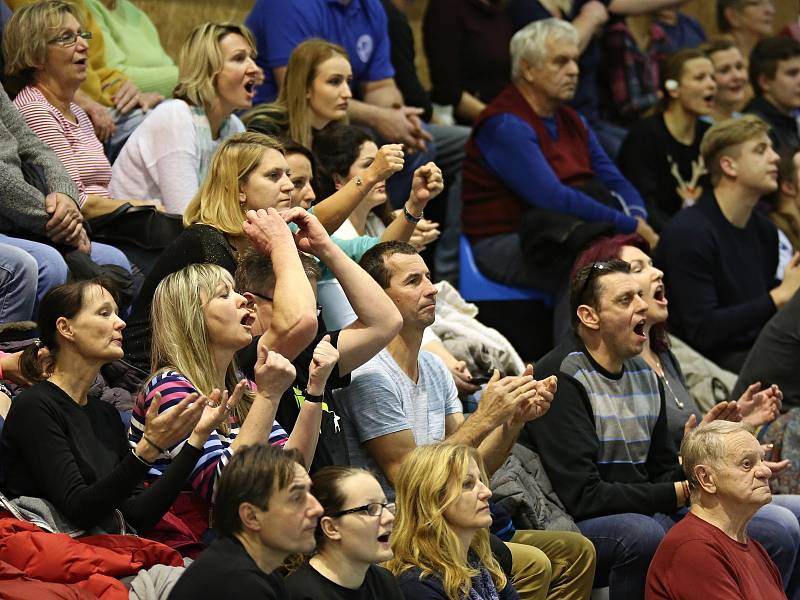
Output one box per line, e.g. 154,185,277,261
0,82,79,236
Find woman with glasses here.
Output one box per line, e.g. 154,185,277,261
130,262,338,551
387,443,520,600
3,1,163,222
285,466,404,599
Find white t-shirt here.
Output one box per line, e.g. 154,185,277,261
110,99,244,214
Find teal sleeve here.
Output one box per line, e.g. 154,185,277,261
317,235,379,281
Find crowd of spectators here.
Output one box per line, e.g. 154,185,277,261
0,0,799,599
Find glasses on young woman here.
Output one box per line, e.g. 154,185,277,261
50,30,92,48
327,502,396,518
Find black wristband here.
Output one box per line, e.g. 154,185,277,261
403,204,422,224
303,389,324,403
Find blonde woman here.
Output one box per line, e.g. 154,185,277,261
110,22,258,214
241,38,351,150
387,444,519,600
129,263,339,546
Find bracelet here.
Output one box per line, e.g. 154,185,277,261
354,175,363,187
403,204,422,224
142,434,166,455
303,389,324,403
131,447,153,467
681,481,690,505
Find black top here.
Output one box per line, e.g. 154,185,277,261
396,561,520,600
380,0,432,122
168,535,287,600
0,380,201,533
745,95,800,153
618,114,711,231
237,324,351,472
285,561,404,600
123,224,237,372
734,291,800,407
423,0,513,109
655,191,779,368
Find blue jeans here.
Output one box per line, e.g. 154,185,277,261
0,242,39,323
0,234,130,313
577,512,667,600
751,496,800,600
0,235,68,320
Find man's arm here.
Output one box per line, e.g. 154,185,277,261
476,113,639,232
608,0,689,15
364,429,418,488
243,209,319,361
279,207,403,375
0,85,80,236
350,79,431,151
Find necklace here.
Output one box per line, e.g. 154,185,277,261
654,358,684,409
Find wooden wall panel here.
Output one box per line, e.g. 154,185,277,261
133,0,798,90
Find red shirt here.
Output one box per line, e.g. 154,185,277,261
646,511,786,599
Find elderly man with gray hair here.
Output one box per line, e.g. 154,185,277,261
646,421,786,599
461,17,657,298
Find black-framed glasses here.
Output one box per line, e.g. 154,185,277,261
50,30,92,47
575,261,614,306
327,501,396,518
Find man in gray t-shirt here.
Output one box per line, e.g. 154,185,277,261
337,347,462,497
334,241,556,497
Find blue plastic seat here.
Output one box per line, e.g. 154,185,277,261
459,235,553,305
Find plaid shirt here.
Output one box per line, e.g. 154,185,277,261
602,19,672,125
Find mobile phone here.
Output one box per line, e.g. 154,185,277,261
470,370,494,385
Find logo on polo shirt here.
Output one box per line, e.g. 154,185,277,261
356,34,373,64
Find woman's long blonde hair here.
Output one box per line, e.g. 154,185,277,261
242,38,348,149
386,444,507,600
150,263,253,435
174,22,257,113
183,131,284,233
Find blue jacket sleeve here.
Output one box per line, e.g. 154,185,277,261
475,114,639,232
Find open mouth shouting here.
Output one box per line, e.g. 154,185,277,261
377,531,391,545
652,284,668,307
632,318,647,341
240,312,255,330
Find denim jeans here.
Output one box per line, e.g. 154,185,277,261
0,235,130,320
0,241,39,323
0,235,68,320
577,512,667,600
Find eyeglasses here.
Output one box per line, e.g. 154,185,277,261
49,30,92,48
327,501,396,518
575,261,614,307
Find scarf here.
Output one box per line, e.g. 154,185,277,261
189,105,240,184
